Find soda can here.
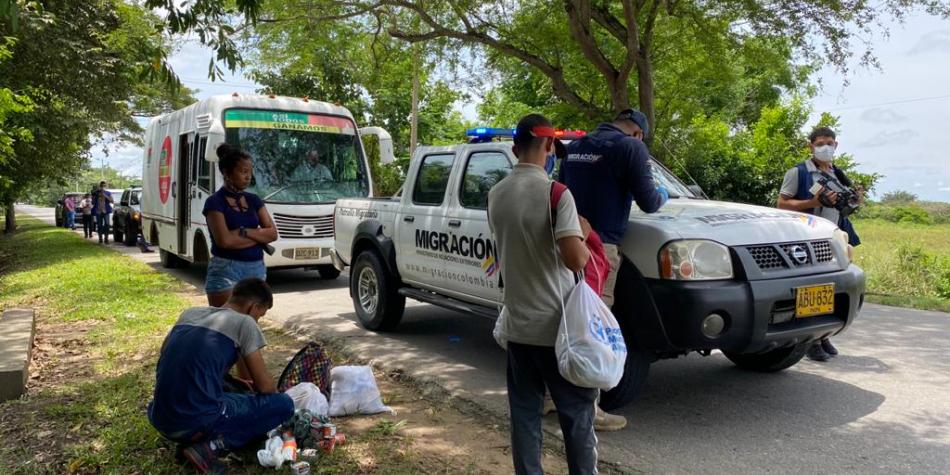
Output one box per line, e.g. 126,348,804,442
321,425,337,439
291,461,311,475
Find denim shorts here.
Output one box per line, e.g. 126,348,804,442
205,256,267,293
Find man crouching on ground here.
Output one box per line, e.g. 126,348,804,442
489,113,597,474
148,278,292,474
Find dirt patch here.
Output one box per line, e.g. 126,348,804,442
262,326,571,475
28,319,103,391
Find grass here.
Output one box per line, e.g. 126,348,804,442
851,218,950,313
0,215,427,474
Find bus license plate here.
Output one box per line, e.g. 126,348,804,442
294,247,321,260
795,284,835,318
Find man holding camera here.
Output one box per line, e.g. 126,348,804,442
778,126,859,362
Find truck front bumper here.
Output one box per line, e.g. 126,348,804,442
614,263,866,355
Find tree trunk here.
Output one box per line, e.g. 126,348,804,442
3,199,15,234
636,50,656,149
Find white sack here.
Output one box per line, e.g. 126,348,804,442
555,280,627,390
327,366,395,417
284,382,329,416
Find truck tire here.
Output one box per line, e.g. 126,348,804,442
123,221,137,246
350,250,405,331
723,343,810,372
113,221,123,243
598,347,651,411
317,265,341,280
159,248,182,269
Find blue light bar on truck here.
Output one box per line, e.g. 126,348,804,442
466,127,515,141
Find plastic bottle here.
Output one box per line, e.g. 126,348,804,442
281,431,298,462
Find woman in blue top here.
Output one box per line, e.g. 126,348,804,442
203,144,278,306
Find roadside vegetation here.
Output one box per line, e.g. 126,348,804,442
852,191,950,312
0,215,542,474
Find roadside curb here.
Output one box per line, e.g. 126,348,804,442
0,308,36,402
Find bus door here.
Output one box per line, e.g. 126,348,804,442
189,136,213,259
177,132,194,254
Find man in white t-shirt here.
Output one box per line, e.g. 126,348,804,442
489,114,596,475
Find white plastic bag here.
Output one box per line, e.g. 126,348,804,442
327,366,395,417
493,306,509,349
555,280,627,390
257,435,286,468
285,382,329,416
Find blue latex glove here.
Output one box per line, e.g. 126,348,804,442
544,154,556,176
657,186,669,207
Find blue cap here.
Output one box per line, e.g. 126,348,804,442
615,109,649,137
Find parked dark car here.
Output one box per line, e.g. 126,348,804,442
54,192,84,228
112,187,142,246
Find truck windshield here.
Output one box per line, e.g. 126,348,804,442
224,109,369,204
649,158,695,198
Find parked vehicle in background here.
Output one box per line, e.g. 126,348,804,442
113,187,143,246
333,130,866,410
54,192,84,228
140,94,394,277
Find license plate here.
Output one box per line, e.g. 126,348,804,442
795,283,835,318
294,247,321,260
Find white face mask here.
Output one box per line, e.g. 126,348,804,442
813,144,836,162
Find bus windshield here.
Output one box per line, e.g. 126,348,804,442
223,109,369,204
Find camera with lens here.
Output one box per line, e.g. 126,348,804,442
816,171,860,217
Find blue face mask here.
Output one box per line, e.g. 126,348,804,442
544,154,556,175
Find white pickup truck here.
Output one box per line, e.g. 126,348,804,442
332,141,866,409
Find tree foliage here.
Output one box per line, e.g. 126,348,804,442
0,0,194,231
245,2,470,155
148,0,950,139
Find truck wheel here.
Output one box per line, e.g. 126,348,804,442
723,343,810,372
123,222,137,246
113,220,123,243
159,248,182,269
598,347,652,411
350,250,405,331
317,265,341,280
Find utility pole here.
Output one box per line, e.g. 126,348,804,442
409,50,420,158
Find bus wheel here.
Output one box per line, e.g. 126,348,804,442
159,248,182,269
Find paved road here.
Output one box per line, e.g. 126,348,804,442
20,205,950,473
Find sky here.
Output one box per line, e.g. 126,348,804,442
97,12,950,202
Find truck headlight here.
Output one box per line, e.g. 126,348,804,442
832,228,853,264
132,212,140,221
659,240,733,280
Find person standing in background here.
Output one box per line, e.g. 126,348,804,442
79,194,93,238
91,181,114,244
63,194,76,230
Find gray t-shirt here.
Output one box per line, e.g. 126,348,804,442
780,160,840,224
488,164,583,347
174,306,267,356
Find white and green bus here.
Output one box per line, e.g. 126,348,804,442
141,94,393,277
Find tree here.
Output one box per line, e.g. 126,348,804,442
881,190,918,204
245,4,470,155
0,0,194,232
147,0,950,142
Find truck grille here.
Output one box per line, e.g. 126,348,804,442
273,213,333,239
746,240,835,271
747,245,786,270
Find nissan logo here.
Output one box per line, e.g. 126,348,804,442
789,245,808,265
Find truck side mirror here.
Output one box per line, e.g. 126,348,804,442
359,126,395,164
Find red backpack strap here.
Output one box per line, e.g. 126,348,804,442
550,181,568,227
